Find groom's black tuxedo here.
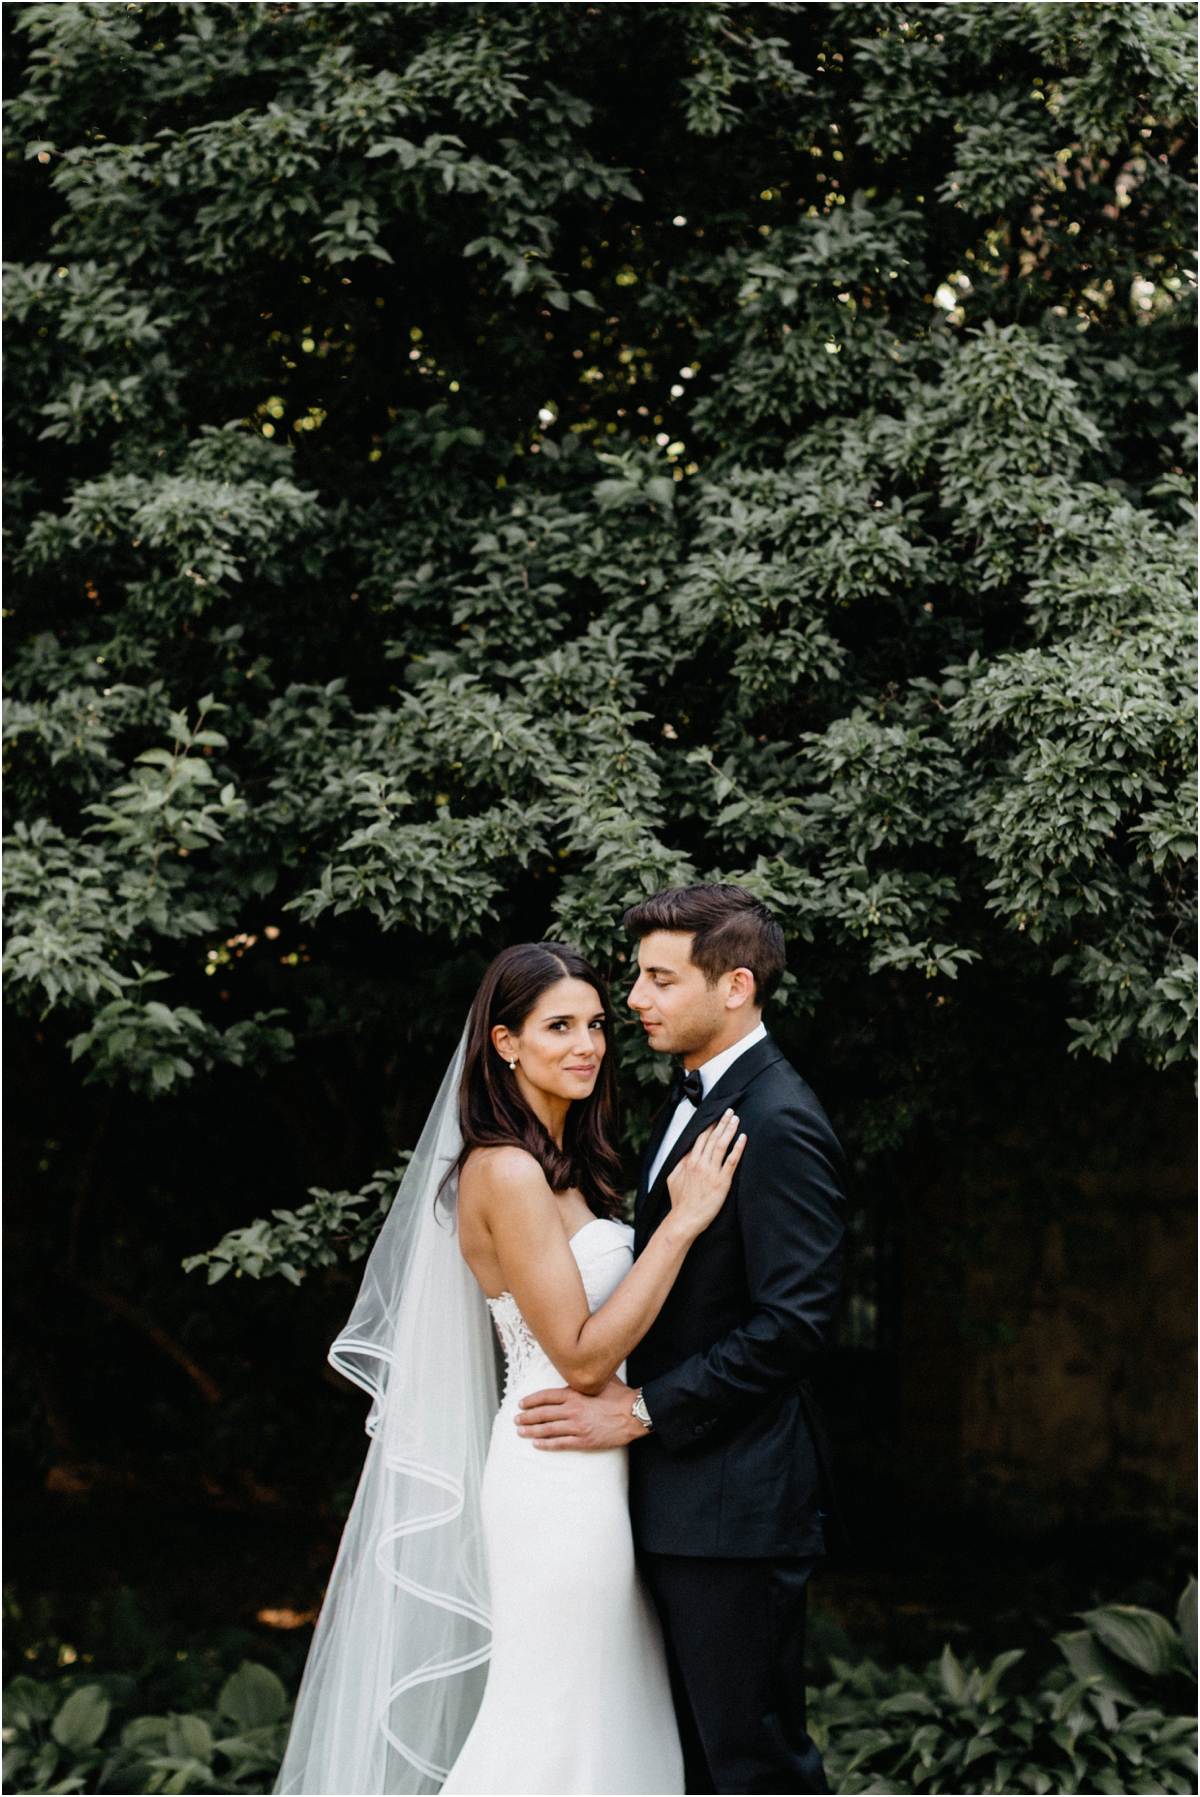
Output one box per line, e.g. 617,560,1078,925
628,1031,845,1795
628,1031,846,1557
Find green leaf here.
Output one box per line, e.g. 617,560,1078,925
4,1677,60,1729
1082,1606,1190,1678
978,1647,1026,1700
1175,1580,1197,1671
1056,1630,1137,1703
879,1691,941,1717
121,1715,172,1751
964,1729,1000,1764
939,1644,969,1704
50,1685,110,1751
166,1713,214,1762
217,1660,289,1730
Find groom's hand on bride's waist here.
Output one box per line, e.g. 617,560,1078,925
516,1377,645,1450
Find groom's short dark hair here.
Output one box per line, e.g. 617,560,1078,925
623,885,786,1005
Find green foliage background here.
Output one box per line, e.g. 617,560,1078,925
4,1585,1196,1795
3,0,1195,1637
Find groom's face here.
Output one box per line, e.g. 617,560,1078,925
628,931,730,1057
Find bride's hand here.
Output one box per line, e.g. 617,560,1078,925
665,1110,746,1239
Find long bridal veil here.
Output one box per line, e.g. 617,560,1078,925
276,1027,500,1796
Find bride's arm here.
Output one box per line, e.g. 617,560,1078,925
477,1115,745,1397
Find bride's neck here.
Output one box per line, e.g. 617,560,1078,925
519,1080,569,1147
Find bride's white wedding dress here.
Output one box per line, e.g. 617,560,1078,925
275,1036,682,1797
441,1218,684,1797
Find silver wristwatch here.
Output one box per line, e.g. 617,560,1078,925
631,1391,654,1432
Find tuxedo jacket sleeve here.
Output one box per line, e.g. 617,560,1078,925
638,1075,846,1457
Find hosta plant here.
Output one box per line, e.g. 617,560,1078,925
2,1660,290,1795
813,1584,1198,1795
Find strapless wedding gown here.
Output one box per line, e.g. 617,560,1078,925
440,1218,684,1796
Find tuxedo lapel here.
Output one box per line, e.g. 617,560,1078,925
635,1092,678,1219
634,1035,783,1250
635,1088,739,1252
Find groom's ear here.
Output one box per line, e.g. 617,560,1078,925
724,967,758,1011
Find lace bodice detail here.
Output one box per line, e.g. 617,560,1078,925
488,1293,543,1395
487,1218,634,1406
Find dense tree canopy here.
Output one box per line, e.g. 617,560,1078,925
3,4,1195,1517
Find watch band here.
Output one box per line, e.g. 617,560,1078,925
631,1392,654,1432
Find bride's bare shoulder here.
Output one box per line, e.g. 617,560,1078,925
459,1144,550,1207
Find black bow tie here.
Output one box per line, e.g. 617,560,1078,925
673,1068,703,1107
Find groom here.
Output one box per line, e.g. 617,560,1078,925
517,884,846,1795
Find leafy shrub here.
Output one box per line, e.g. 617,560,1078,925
2,1659,290,1795
5,1587,1194,1793
812,1584,1198,1794
4,2,1195,1120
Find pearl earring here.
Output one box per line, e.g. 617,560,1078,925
508,1059,518,1070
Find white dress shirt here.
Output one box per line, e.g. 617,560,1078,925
645,1021,768,1192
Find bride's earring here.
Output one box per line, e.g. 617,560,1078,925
508,1059,518,1071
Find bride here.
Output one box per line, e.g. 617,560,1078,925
276,941,745,1796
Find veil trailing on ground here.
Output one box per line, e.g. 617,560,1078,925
276,1027,500,1796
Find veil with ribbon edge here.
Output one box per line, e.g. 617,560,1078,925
275,1025,500,1796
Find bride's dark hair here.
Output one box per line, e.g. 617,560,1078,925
457,942,624,1218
